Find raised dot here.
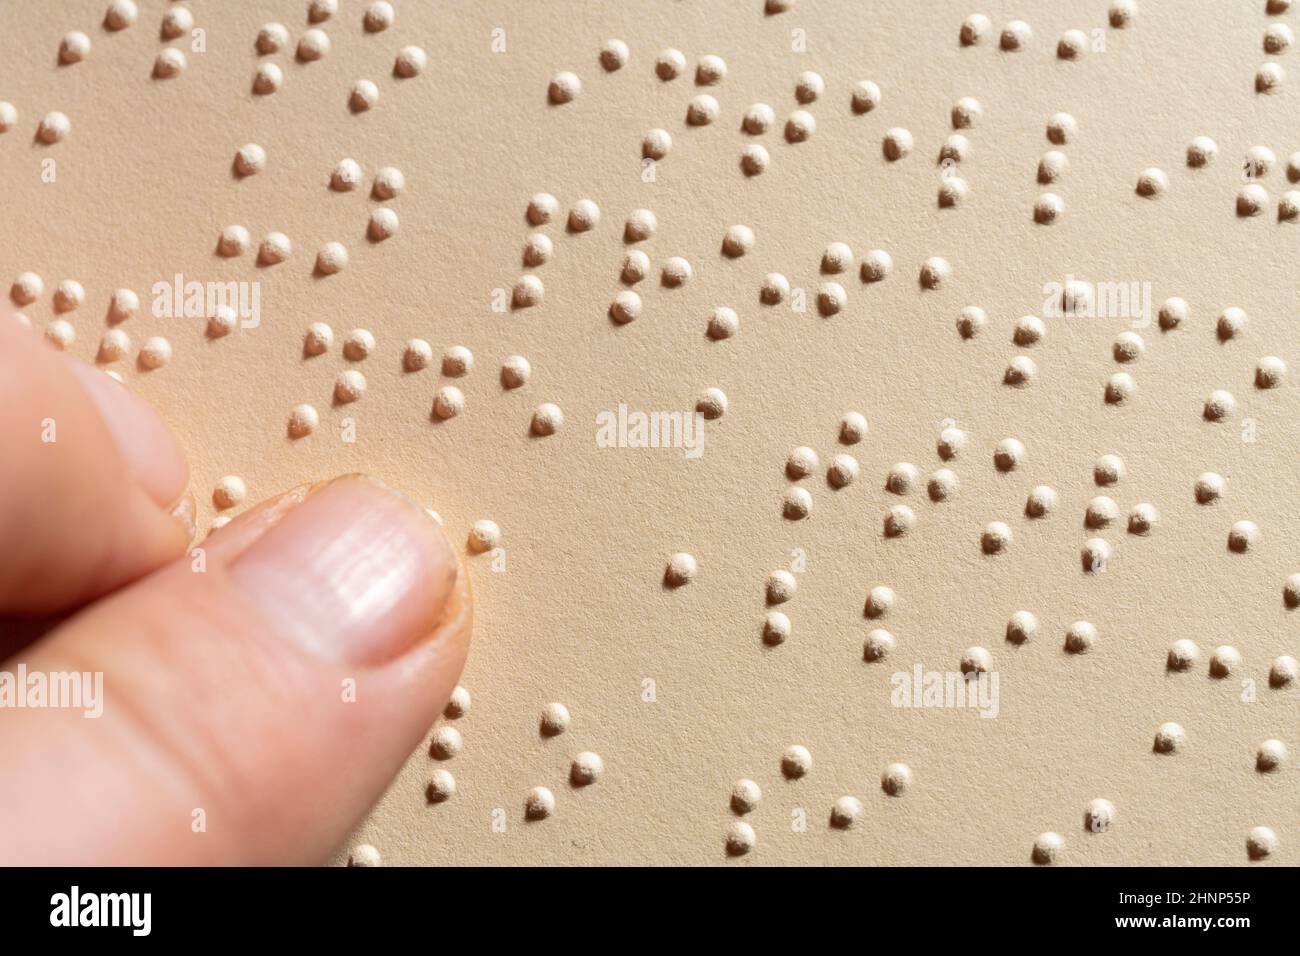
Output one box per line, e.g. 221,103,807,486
1033,193,1064,224
743,102,775,134
430,725,463,760
1107,371,1134,405
697,54,728,86
1159,297,1188,331
722,224,755,257
863,628,896,661
372,166,405,201
369,207,400,241
303,322,333,356
1257,63,1285,94
840,411,868,444
781,744,812,778
783,486,813,520
288,403,319,438
525,786,555,821
940,134,971,164
152,46,186,78
363,1,395,32
830,796,864,829
621,249,649,284
740,144,770,176
350,79,379,112
97,328,130,363
642,128,672,160
37,111,70,144
939,177,970,209
920,256,952,290
315,241,348,275
827,453,860,489
1128,503,1159,536
696,387,728,421
308,0,337,21
1110,1,1138,27
1284,573,1300,608
1203,389,1236,422
432,385,465,421
817,282,846,316
885,461,919,494
426,769,456,803
981,522,1012,555
1047,112,1077,145
1228,520,1258,553
1136,167,1168,198
212,476,247,510
1000,20,1033,52
725,821,756,855
259,232,292,265
10,272,43,305
513,274,545,308
766,569,797,605
600,38,629,72
1256,739,1287,773
1039,150,1068,183
1032,832,1064,865
59,31,91,65
962,645,993,675
1279,191,1300,221
707,306,739,340
1094,454,1126,485
394,45,427,78
1064,620,1097,654
1006,610,1038,645
206,305,237,339
1256,356,1286,388
661,256,692,287
256,22,289,55
1057,28,1088,59
53,279,85,313
731,779,761,814
540,702,570,737
864,585,895,619
1085,799,1116,833
531,403,563,436
794,70,823,103
609,290,642,324
655,48,686,81
1217,306,1247,341
501,355,531,389
0,102,15,133
760,272,790,304
334,369,367,403
624,208,657,244
1238,183,1270,217
348,844,381,867
526,192,559,225
664,552,698,587
218,224,251,257
928,469,958,502
1209,645,1241,678
1086,495,1120,529
1269,655,1298,687
1014,315,1046,347
822,242,854,274
880,763,912,797
1025,485,1057,518
1247,827,1278,860
44,320,75,351
786,446,820,479
441,345,473,377
343,328,375,361
105,1,139,31
1081,537,1111,573
883,127,914,161
785,109,816,143
253,62,283,94
297,28,331,62
957,306,987,339
568,198,600,232
1186,136,1217,168
548,71,582,104
570,751,604,786
884,505,915,538
762,611,791,646
860,249,893,283
1167,639,1199,672
951,96,982,129
851,79,882,113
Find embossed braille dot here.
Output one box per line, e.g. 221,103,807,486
920,257,952,290
600,39,629,72
759,273,789,306
620,250,649,284
1036,151,1068,184
928,469,958,501
961,646,992,675
863,628,896,662
348,845,381,867
784,109,816,143
722,225,755,259
981,522,1012,555
827,453,860,489
212,476,247,511
731,779,762,814
860,249,893,283
885,505,915,537
957,306,987,339
1255,356,1286,388
961,14,992,46
44,321,75,351
743,102,775,134
59,31,91,64
1057,29,1088,59
696,54,728,86
105,1,139,30
1247,827,1278,860
1003,355,1037,388
440,345,473,378
1136,167,1168,198
539,702,570,737
153,47,186,78
1237,183,1269,217
288,403,318,438
879,763,912,797
1064,621,1096,654
1105,373,1135,405
1186,136,1217,169
1256,739,1286,773
37,111,70,144
429,724,464,761
783,486,812,520
432,386,465,420
1203,389,1235,422
665,552,698,588
513,274,545,308
526,193,559,226
1217,307,1247,341
822,242,854,274
206,305,237,339
568,199,600,232
851,80,882,113
763,610,791,645
53,280,84,313
1085,799,1116,833
1279,191,1300,221
883,127,914,161
259,232,292,265
864,585,895,619
1025,485,1056,518
367,207,399,241
256,23,289,55
1081,537,1111,572
940,134,971,164
1209,645,1241,678
766,570,797,605
1006,611,1038,645
1086,496,1119,529
548,71,582,104
315,242,348,275
364,1,395,32
830,796,864,829
1154,722,1185,754
781,744,812,778
303,323,333,356
1247,145,1276,175
815,282,844,316
637,129,672,162
531,403,563,436
740,144,769,176
0,102,15,132
624,209,657,244
1256,63,1285,94
935,426,965,461
696,387,728,420
1167,639,1199,671
343,328,375,361
426,769,456,803
1128,503,1159,535
11,272,43,305
655,48,685,80
662,257,693,287
253,62,283,95
707,307,738,340
1270,655,1298,687
725,821,756,855
1159,297,1187,331
1110,1,1138,27
500,355,530,389
1000,20,1033,52
297,28,331,62
1111,331,1143,363
571,751,604,786
885,462,919,494
1013,316,1046,347
334,369,366,403
308,0,337,22
609,290,642,324
1228,520,1258,553
394,45,427,78
525,786,555,820
372,166,405,201
350,79,379,112
1047,113,1077,145
939,177,970,209
97,329,130,363
786,446,820,479
1285,573,1300,608
791,70,824,105
1033,193,1064,224
1094,454,1125,485
951,96,982,129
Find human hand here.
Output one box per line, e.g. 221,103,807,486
0,315,471,864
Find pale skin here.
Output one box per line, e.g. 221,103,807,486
0,315,472,864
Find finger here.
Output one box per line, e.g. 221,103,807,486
0,316,192,616
0,475,472,865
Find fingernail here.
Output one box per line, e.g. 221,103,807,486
229,476,459,664
64,358,189,510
